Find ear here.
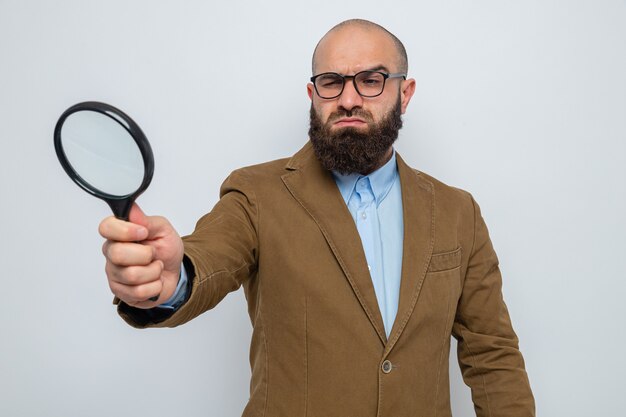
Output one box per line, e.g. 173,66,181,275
399,78,416,114
307,83,314,101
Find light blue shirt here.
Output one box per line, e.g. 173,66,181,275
161,151,404,338
332,150,404,337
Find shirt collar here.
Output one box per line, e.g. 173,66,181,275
333,149,398,205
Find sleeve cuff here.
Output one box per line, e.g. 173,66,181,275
155,262,189,310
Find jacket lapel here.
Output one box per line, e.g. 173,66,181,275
281,142,387,345
384,154,435,354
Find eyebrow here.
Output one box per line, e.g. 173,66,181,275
315,65,393,77
326,65,391,76
365,65,390,73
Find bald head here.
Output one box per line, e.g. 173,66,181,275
312,19,408,75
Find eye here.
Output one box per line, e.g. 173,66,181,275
362,77,381,85
317,74,343,88
357,72,384,87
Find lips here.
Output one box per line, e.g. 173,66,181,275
333,117,367,127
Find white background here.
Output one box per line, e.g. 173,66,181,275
1,1,625,416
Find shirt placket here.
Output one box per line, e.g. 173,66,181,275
354,177,388,334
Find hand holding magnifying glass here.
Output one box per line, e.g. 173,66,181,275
54,102,183,306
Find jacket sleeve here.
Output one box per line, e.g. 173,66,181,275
452,196,535,417
117,168,259,328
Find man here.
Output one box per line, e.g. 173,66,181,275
100,19,535,417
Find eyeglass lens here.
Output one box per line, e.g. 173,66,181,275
315,71,386,98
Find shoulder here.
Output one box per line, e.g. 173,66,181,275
222,142,319,193
232,157,292,179
419,170,473,205
414,170,478,231
397,153,475,211
218,154,294,199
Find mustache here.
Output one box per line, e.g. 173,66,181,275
326,108,374,124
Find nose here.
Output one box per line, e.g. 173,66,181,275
337,78,363,112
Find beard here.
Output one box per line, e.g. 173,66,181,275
308,98,403,175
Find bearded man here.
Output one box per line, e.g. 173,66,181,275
99,19,535,417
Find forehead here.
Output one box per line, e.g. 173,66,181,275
314,26,399,74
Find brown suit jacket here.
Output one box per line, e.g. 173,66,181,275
118,141,535,417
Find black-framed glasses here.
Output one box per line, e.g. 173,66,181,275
310,70,406,99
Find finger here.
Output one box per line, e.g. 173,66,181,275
129,203,164,239
122,204,174,242
99,215,148,242
128,203,149,229
109,276,164,305
106,259,164,286
102,241,156,267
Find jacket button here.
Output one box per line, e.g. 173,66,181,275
381,360,392,374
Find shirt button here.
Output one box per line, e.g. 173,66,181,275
381,360,392,374
361,212,367,219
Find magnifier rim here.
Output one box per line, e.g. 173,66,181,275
54,101,154,201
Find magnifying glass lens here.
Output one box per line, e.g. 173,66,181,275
61,110,145,197
54,101,154,220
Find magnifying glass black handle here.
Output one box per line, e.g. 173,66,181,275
108,199,134,221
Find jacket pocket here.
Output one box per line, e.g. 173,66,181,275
427,247,462,273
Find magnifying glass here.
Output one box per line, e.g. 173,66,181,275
54,101,154,221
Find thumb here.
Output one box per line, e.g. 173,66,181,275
127,203,152,240
128,203,173,241
128,203,149,228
